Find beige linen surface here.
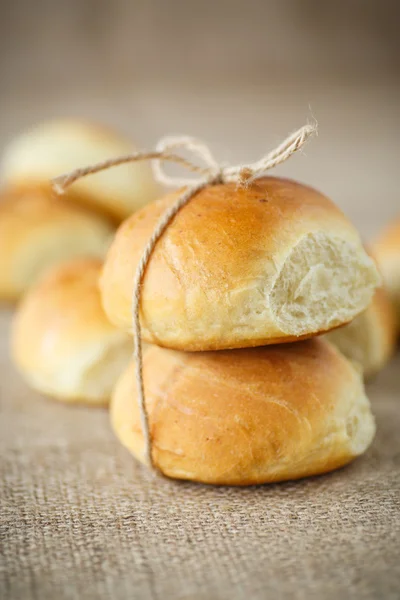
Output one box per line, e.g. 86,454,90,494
1,71,400,598
1,305,400,600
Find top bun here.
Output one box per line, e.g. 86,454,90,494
372,217,400,329
100,177,380,351
0,119,160,222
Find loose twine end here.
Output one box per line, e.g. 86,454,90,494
52,121,317,473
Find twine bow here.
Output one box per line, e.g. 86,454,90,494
53,122,317,472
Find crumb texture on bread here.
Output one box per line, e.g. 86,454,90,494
271,232,380,336
101,177,380,350
111,339,375,485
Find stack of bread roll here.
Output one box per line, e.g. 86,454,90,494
99,176,388,485
9,128,399,486
0,119,159,301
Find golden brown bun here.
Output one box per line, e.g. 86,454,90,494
372,217,400,330
111,339,375,485
101,177,380,351
0,185,114,302
0,119,160,221
11,258,132,404
326,286,397,379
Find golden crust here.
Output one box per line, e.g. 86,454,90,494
111,339,375,485
371,287,398,363
101,177,379,350
0,119,160,222
0,185,113,301
373,217,400,257
13,257,116,349
372,218,400,329
11,257,131,404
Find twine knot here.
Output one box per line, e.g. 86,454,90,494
52,121,317,473
238,167,254,185
151,123,316,190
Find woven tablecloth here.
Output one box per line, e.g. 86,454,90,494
1,307,399,600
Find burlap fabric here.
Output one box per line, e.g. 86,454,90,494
1,308,399,600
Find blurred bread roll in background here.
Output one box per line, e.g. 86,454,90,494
0,119,160,221
101,177,380,351
0,185,113,301
326,287,397,379
372,217,400,331
11,258,132,404
111,339,375,485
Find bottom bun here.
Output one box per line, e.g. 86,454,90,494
12,258,132,405
326,287,397,379
111,339,375,485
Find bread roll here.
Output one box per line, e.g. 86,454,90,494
101,177,380,350
0,119,160,221
11,258,132,404
0,185,113,301
326,287,397,379
372,217,400,329
111,339,375,485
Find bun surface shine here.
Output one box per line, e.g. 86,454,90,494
101,177,379,350
0,119,160,221
11,258,132,404
111,338,375,485
0,185,113,301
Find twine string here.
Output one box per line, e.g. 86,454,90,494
52,150,210,195
52,122,317,471
131,177,219,466
223,124,316,184
153,135,221,187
